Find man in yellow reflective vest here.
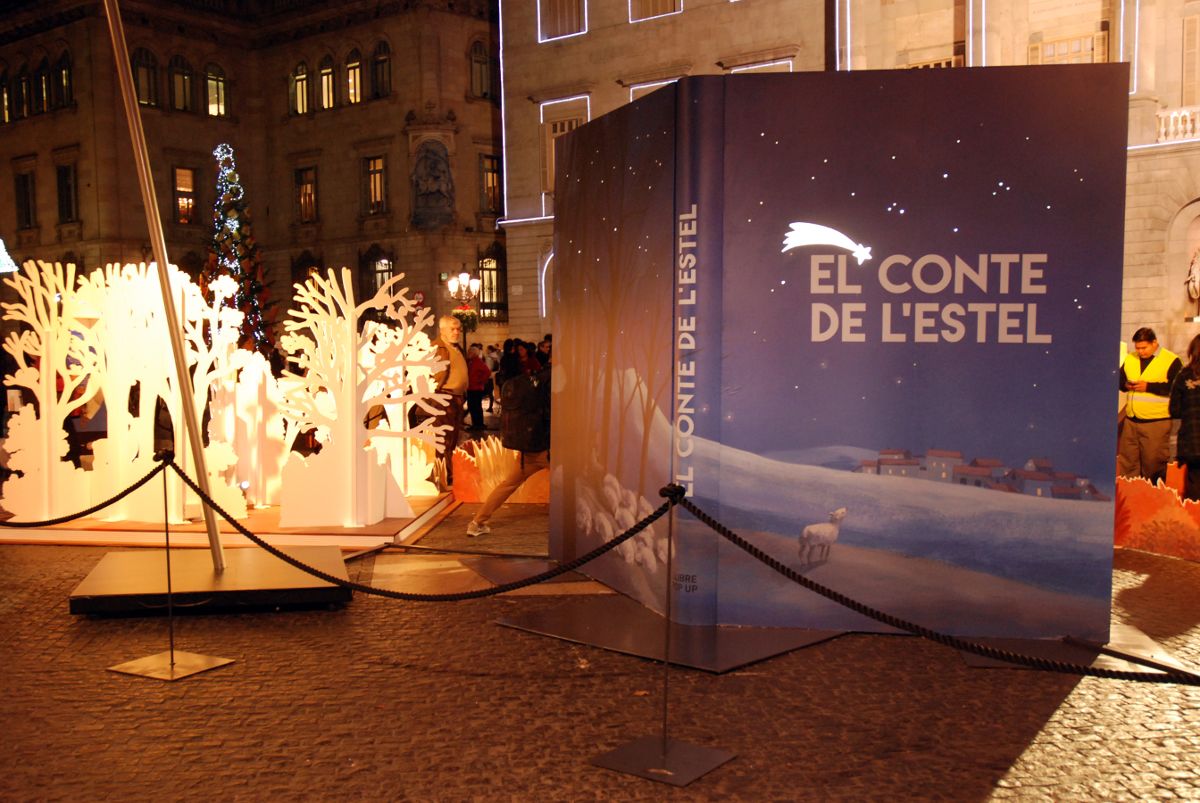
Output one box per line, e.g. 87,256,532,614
1119,327,1181,482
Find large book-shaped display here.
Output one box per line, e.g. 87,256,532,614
550,67,1128,641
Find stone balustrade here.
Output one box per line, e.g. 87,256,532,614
1158,105,1200,142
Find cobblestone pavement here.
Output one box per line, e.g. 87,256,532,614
1,519,1198,801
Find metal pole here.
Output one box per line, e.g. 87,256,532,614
100,0,225,571
163,460,175,668
660,504,675,759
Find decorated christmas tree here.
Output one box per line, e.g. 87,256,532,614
201,143,273,358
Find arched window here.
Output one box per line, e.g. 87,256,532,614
205,63,227,116
370,41,390,99
290,62,309,114
469,40,492,100
32,59,49,114
318,55,335,110
14,67,29,118
131,48,158,106
53,52,72,108
345,49,362,104
478,242,507,322
168,55,193,112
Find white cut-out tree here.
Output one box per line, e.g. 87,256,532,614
210,348,289,509
2,260,101,519
277,267,448,527
73,263,248,523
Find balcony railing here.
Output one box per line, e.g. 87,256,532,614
1158,106,1200,143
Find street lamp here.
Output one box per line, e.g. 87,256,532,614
447,269,481,303
446,266,481,350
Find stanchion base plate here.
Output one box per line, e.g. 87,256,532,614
108,650,234,681
592,735,734,787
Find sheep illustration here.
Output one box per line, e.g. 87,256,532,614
799,507,847,564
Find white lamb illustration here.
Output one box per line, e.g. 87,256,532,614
799,507,847,564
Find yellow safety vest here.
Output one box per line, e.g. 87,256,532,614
1123,348,1178,420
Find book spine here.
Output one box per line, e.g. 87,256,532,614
670,76,725,626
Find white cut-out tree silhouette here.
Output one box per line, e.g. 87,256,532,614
75,263,249,523
277,267,447,527
2,260,101,519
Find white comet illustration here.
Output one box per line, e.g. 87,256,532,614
781,222,873,264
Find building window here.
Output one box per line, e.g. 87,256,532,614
908,55,964,69
371,257,392,295
174,167,196,224
32,59,49,115
630,0,681,22
206,64,227,116
318,56,335,110
53,52,72,109
346,50,362,104
1028,32,1108,65
132,48,158,106
290,62,309,114
541,100,586,192
363,156,386,215
478,252,507,322
15,69,30,119
56,164,77,224
539,0,586,40
295,166,317,223
469,41,494,100
479,154,501,215
371,42,391,98
15,171,36,230
169,56,194,112
1185,16,1200,107
1,75,9,124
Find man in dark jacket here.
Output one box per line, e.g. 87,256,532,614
466,362,549,536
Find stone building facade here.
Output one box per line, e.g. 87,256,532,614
0,0,506,346
500,0,1200,351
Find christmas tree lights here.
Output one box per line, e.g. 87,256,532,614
201,143,274,358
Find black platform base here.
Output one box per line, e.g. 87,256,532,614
499,593,843,673
592,735,735,787
69,546,353,615
958,622,1200,679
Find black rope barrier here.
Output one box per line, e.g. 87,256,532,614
4,451,1193,685
0,459,169,528
670,488,1200,686
166,459,669,602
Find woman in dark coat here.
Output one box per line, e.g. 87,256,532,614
1168,333,1200,500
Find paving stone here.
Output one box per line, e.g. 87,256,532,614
0,537,1198,800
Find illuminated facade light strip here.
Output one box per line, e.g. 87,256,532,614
539,94,592,217
1128,138,1200,151
539,251,554,319
628,78,678,103
629,0,682,24
730,59,793,73
539,93,592,123
1132,0,1140,94
844,0,852,70
834,0,841,70
499,0,510,229
538,0,589,43
981,0,987,65
498,215,555,226
967,0,973,66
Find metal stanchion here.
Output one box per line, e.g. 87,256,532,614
108,453,233,681
591,500,734,786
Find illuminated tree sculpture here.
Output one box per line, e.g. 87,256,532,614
202,143,273,358
1,260,101,519
277,268,448,527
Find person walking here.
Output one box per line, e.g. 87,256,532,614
466,360,550,537
465,343,491,432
